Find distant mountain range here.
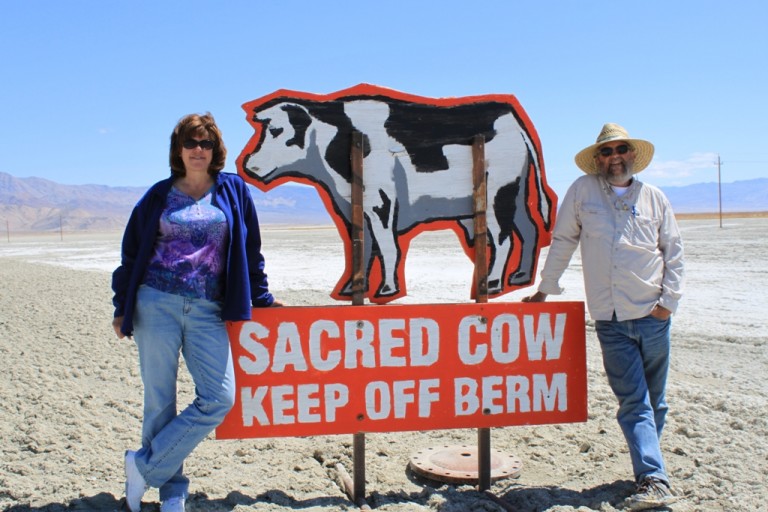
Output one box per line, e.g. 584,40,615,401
658,179,768,214
0,172,332,232
0,171,766,232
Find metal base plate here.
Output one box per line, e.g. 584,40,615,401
409,444,522,484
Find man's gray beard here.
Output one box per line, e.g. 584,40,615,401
603,164,634,186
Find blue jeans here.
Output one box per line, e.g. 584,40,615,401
132,285,235,501
595,313,671,484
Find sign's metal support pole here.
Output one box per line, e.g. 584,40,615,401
350,130,370,508
472,134,492,491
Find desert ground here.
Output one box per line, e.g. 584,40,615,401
1,217,766,511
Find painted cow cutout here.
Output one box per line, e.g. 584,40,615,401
238,84,556,304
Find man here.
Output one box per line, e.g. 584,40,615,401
524,123,684,510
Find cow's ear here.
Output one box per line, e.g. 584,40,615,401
283,105,311,149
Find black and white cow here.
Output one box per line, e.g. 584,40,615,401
241,88,554,303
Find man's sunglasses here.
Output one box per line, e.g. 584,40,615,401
182,139,215,150
597,144,631,157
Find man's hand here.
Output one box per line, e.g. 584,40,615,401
650,304,672,321
522,291,548,303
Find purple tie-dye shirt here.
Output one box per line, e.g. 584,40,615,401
143,186,229,301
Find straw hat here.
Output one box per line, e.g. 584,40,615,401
574,123,655,174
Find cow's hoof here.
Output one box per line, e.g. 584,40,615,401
340,281,370,296
507,272,532,286
375,284,398,297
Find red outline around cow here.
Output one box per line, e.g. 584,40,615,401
237,84,556,304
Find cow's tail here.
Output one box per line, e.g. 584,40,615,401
521,129,552,231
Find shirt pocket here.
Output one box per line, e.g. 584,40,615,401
578,202,612,240
630,214,660,249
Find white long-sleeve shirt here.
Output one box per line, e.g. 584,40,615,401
538,174,684,321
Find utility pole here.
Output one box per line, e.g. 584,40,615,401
716,155,723,228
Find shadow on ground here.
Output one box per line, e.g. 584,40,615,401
2,480,674,511
2,490,349,512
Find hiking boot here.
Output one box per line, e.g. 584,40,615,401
625,476,678,510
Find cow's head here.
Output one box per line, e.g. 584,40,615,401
243,103,313,183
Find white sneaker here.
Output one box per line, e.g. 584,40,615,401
160,496,186,512
124,450,147,512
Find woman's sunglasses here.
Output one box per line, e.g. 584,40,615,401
182,139,215,150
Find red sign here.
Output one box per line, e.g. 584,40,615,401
217,302,586,439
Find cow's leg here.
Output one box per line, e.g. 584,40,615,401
367,191,400,297
485,176,521,294
507,173,539,286
458,210,511,294
461,184,515,294
344,101,403,299
337,197,398,298
458,218,474,247
337,218,372,297
485,216,507,295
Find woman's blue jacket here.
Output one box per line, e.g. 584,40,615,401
111,173,275,336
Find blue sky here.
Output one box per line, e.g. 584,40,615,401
2,1,766,200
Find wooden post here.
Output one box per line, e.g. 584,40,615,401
350,130,368,507
472,134,489,301
472,134,492,491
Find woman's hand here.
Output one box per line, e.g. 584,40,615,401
112,316,131,339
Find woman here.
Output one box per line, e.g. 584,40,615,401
111,112,282,512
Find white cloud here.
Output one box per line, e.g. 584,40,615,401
254,197,297,208
645,152,720,182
